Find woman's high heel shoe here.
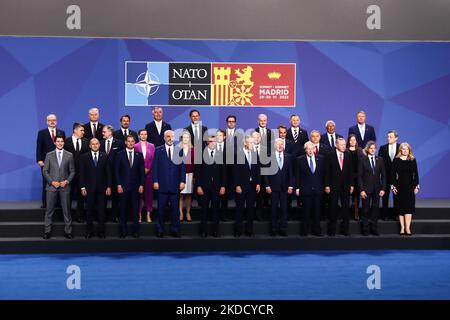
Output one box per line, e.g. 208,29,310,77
146,213,152,223
186,213,192,222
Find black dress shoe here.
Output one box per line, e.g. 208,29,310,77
312,233,324,237
171,232,181,238
220,217,229,222
98,233,106,239
212,232,220,238
76,219,84,223
234,231,242,238
278,230,288,237
85,233,93,239
132,233,140,239
362,231,369,236
64,233,73,239
300,232,309,237
245,231,254,237
119,234,127,239
328,232,336,237
371,230,380,236
341,231,350,237
112,217,119,223
40,204,46,209
43,232,51,240
200,232,207,238
255,215,262,221
156,232,164,238
270,230,277,237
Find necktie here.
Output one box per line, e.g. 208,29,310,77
309,156,314,174
128,151,133,167
124,129,128,137
218,144,222,152
293,129,298,143
339,152,344,171
93,153,98,166
210,149,214,160
315,146,319,156
278,153,283,170
76,138,80,152
106,139,111,154
247,151,252,169
371,156,375,174
57,151,62,167
389,145,395,161
92,123,97,138
167,146,171,161
256,145,259,155
51,129,55,143
330,135,335,148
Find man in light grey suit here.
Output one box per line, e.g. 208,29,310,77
42,135,75,239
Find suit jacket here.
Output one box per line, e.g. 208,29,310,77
100,138,123,182
348,124,377,149
134,141,155,171
255,127,273,156
36,128,66,162
64,137,90,172
195,150,227,192
295,154,326,196
152,145,186,193
79,151,112,193
233,149,261,192
314,143,332,156
115,149,145,192
283,139,295,156
378,143,399,184
358,155,386,194
83,122,105,141
286,127,309,157
43,150,75,191
325,150,354,192
184,123,208,148
145,121,172,147
263,153,294,192
321,132,343,149
113,128,139,144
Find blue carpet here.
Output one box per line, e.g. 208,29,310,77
1,250,450,300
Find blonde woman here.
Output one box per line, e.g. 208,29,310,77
391,143,419,236
179,131,195,222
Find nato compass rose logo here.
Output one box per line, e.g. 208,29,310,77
134,70,160,97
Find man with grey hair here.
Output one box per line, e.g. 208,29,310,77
348,110,376,148
84,107,105,141
255,113,272,156
36,114,66,208
310,130,331,156
145,106,172,147
321,120,343,149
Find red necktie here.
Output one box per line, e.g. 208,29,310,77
339,152,344,171
315,146,319,157
51,129,55,143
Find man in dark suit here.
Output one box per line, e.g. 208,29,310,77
215,129,231,222
378,130,399,221
145,106,172,148
310,130,331,156
195,135,227,237
113,114,138,144
358,141,386,236
100,125,124,222
264,139,294,236
233,135,261,237
225,115,243,148
348,111,376,149
278,125,295,155
255,113,273,157
185,109,208,152
83,107,105,141
252,131,269,220
325,137,354,236
321,120,343,149
152,130,186,238
36,114,66,208
64,123,90,223
286,114,308,157
295,141,326,236
79,138,112,238
115,135,145,238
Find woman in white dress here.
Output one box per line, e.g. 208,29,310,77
179,130,194,222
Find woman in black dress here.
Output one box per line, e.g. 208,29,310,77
391,142,420,235
347,134,365,220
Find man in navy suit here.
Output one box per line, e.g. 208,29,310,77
295,141,326,236
79,138,112,238
233,135,261,237
83,107,105,141
184,109,208,152
255,113,273,157
348,111,376,149
36,114,66,208
264,139,294,236
286,114,308,157
113,114,138,144
278,125,295,156
145,107,172,148
321,120,343,150
152,130,186,238
310,130,331,156
115,135,145,238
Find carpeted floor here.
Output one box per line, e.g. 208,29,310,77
0,250,449,300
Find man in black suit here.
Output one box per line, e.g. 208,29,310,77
215,129,231,222
100,125,124,222
233,135,261,237
252,131,269,220
310,130,331,156
195,135,227,237
295,141,326,236
264,139,294,236
79,138,112,238
64,123,90,223
225,115,243,148
113,114,138,144
185,109,208,155
378,130,399,221
36,114,66,208
83,107,105,141
255,113,273,156
115,135,145,238
325,137,354,236
358,141,386,236
321,120,343,150
278,125,295,155
348,111,377,149
286,114,308,157
145,106,172,148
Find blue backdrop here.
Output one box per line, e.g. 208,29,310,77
1,37,449,200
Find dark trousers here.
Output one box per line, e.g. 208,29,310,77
86,191,106,235
106,188,120,221
41,167,46,206
199,190,220,234
235,189,257,234
270,191,288,232
361,192,380,233
381,188,394,220
119,190,140,236
71,176,85,221
302,194,322,235
328,191,350,234
156,192,180,234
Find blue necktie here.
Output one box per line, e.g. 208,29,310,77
309,156,314,174
57,151,62,167
371,156,375,174
278,153,283,170
93,153,98,166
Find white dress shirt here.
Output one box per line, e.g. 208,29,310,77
389,143,396,161
154,120,162,135
165,144,173,160
126,148,134,165
358,123,366,140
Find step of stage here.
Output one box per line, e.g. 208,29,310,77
0,220,449,238
1,234,450,254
